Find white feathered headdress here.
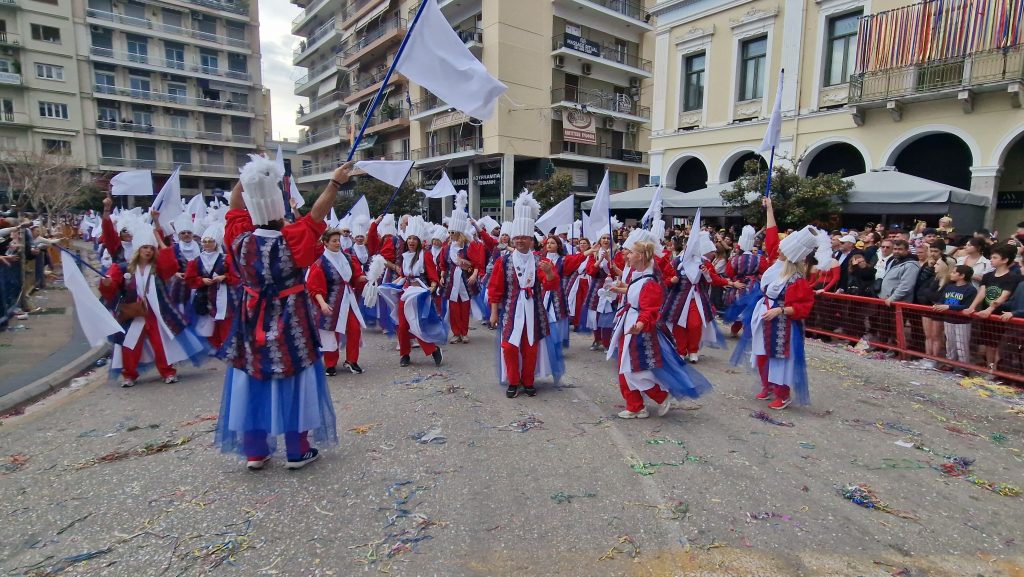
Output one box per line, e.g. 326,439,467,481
361,254,388,307
509,189,540,239
448,190,469,234
239,154,285,226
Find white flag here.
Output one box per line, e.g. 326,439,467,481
586,171,610,244
758,69,784,153
416,172,458,199
355,160,414,188
640,185,663,228
681,208,703,283
61,251,124,346
535,195,574,234
152,167,182,232
348,195,370,219
186,193,207,223
274,144,286,179
110,170,153,196
289,177,305,209
328,207,340,229
395,0,507,120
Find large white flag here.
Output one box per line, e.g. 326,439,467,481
355,160,414,188
61,251,124,346
416,172,458,199
110,170,153,196
152,167,182,231
586,171,610,244
274,144,286,178
640,185,663,228
395,0,507,120
535,194,574,234
758,69,784,153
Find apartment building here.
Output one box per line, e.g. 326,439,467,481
650,0,1024,231
76,0,267,194
291,0,655,220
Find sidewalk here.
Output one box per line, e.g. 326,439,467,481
0,242,105,408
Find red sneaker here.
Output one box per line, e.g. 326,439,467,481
768,397,790,410
246,456,270,470
756,387,772,400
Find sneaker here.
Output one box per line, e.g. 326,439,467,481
285,449,320,470
617,408,650,419
450,335,463,344
400,355,411,367
461,336,470,344
596,344,606,352
506,385,519,398
163,375,179,384
658,399,673,417
344,361,363,374
756,387,772,400
246,456,270,470
589,342,600,351
688,353,700,363
432,349,443,367
768,397,791,410
325,366,337,376
15,313,28,320
524,386,537,397
120,379,135,388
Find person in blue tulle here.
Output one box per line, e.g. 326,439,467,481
607,236,712,419
215,156,353,471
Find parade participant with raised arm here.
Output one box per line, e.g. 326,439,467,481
184,222,235,350
388,216,446,367
214,157,352,471
442,192,486,344
309,228,368,376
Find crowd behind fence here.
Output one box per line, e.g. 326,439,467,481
0,260,21,326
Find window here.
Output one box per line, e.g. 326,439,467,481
200,51,219,73
38,101,69,119
35,63,65,81
132,110,152,127
167,82,187,103
0,59,13,74
164,43,185,69
30,24,61,43
1,98,14,123
100,137,123,159
171,146,191,165
126,35,148,63
227,53,247,74
97,104,119,127
95,71,115,93
43,139,71,155
825,11,861,86
129,75,150,95
135,142,156,166
683,52,705,112
168,113,188,136
739,36,767,101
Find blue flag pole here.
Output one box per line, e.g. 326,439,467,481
380,164,416,215
55,244,108,278
763,146,776,198
345,0,431,162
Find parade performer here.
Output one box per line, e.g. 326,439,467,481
584,230,621,350
608,236,712,419
99,197,134,267
214,157,348,470
724,225,768,336
166,213,202,316
368,213,401,334
443,192,485,343
477,220,511,327
348,215,377,326
540,235,570,348
309,228,367,375
662,226,728,363
184,223,235,350
562,236,593,331
99,214,207,388
488,192,565,398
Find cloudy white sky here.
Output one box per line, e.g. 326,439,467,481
258,0,305,142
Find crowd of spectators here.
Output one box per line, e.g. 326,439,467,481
1,205,75,325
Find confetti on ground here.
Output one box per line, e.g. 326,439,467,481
72,431,209,470
599,535,640,561
348,422,381,435
551,490,597,504
21,547,111,577
410,427,446,444
991,432,1009,444
746,511,792,522
878,421,920,436
799,442,816,449
1,453,29,474
837,484,918,520
625,455,701,475
499,414,544,433
750,410,795,427
645,437,686,447
178,414,218,427
934,455,1021,497
350,481,445,568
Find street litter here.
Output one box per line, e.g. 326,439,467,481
599,535,640,561
348,422,381,435
836,483,918,520
411,427,446,444
551,490,596,504
499,414,544,432
750,410,794,427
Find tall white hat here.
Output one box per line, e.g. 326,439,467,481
499,221,512,239
378,213,397,237
431,224,450,243
201,222,225,250
351,214,371,238
779,225,823,264
404,216,430,243
172,213,195,235
509,190,540,239
448,190,469,234
698,231,717,255
239,154,285,226
477,216,499,234
738,225,757,252
130,222,157,257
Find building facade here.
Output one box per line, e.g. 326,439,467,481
650,0,1024,233
291,0,655,220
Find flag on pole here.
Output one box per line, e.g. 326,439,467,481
110,170,153,196
586,171,610,244
186,193,207,223
289,177,305,209
328,208,340,229
640,185,663,229
758,69,784,153
416,172,458,199
61,251,125,346
355,160,415,188
535,194,574,234
152,166,182,231
394,0,507,120
273,144,286,177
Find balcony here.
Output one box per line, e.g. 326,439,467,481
0,110,30,125
849,45,1024,112
553,0,652,30
297,91,347,124
93,84,256,115
297,123,349,154
89,46,252,83
551,33,652,76
0,0,19,7
85,9,249,50
95,120,255,145
0,72,21,86
295,56,343,94
551,86,650,121
342,0,386,27
98,157,239,175
364,107,410,135
0,32,20,49
412,137,482,165
457,27,483,54
410,92,448,120
186,0,249,16
341,18,406,66
344,69,405,105
550,140,647,167
292,0,341,33
293,18,342,64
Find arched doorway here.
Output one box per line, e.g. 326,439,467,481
726,151,768,182
892,133,972,190
805,143,866,178
674,157,708,192
995,132,1024,237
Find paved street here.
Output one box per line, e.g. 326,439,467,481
1,326,1023,577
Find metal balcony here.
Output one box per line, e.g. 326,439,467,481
85,9,249,49
89,46,252,82
0,72,22,86
0,31,21,48
93,84,255,113
551,86,650,120
187,0,249,16
95,120,255,144
341,17,406,64
550,140,647,165
551,33,652,74
412,137,482,161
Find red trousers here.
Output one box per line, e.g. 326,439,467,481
618,374,668,412
754,355,790,398
449,299,470,337
570,280,588,326
501,333,539,387
672,304,704,355
322,312,362,368
121,313,176,381
397,298,437,357
208,318,232,350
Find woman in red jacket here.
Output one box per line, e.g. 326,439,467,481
386,216,446,367
183,223,236,350
562,237,592,331
308,228,368,376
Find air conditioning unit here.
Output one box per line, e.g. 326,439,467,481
581,63,592,75
553,55,565,68
626,122,638,134
603,117,615,129
629,77,640,88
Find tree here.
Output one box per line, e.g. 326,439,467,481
334,177,422,217
529,173,574,212
720,157,852,230
0,149,91,221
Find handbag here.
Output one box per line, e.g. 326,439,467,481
116,272,152,323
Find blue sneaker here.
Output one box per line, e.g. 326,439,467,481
285,449,320,470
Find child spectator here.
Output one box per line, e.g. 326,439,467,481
964,243,1022,375
933,264,977,372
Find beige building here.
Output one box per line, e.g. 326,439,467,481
649,0,1024,233
292,0,655,220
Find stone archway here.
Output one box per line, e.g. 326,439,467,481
892,133,973,191
803,142,867,178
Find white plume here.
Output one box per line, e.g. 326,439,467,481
365,254,387,285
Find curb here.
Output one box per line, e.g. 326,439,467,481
0,344,109,415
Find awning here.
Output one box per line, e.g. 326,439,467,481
842,170,990,208
581,185,687,210
317,73,338,97
354,134,378,151
354,2,389,31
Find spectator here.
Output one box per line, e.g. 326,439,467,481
964,243,1022,375
937,216,955,236
915,240,954,369
879,239,920,305
833,234,859,292
956,237,993,286
861,231,881,265
873,238,894,294
933,264,977,373
1015,221,1024,244
841,253,877,338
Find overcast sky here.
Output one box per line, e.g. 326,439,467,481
259,0,305,142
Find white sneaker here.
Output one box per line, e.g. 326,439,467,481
688,353,699,363
617,408,650,419
658,399,673,417
120,379,135,388
163,375,180,384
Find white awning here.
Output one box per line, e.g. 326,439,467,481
354,2,389,32
317,73,339,97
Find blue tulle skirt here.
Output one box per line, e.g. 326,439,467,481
764,322,811,406
360,301,378,327
376,298,396,336
729,284,763,368
215,360,338,456
108,325,209,381
408,288,450,346
651,331,713,400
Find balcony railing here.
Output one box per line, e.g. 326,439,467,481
574,0,651,25
95,120,254,143
550,140,647,164
89,46,252,82
93,84,255,113
295,57,342,88
365,107,410,129
350,67,399,93
292,0,335,28
0,31,20,47
457,27,483,45
343,0,381,22
849,45,1024,105
301,124,349,145
412,137,482,160
99,157,239,173
187,0,249,16
85,9,248,48
297,91,347,120
0,72,22,86
551,34,652,73
411,92,445,113
551,86,650,119
360,149,410,161
342,17,406,60
293,18,341,59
